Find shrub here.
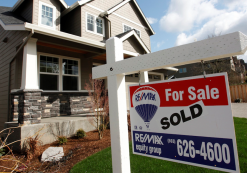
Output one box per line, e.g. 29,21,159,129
58,136,67,145
0,148,5,157
76,129,86,139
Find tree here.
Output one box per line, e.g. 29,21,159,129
84,75,109,140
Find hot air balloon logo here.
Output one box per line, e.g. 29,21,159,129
132,86,160,129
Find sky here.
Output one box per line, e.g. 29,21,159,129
1,0,247,63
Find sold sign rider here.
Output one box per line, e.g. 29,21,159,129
129,73,239,172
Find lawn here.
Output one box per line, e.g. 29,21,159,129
70,117,247,173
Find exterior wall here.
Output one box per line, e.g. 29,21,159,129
89,0,122,11
40,93,92,118
0,25,29,130
61,7,81,36
113,1,151,50
81,58,93,90
81,0,151,53
123,36,146,54
33,0,61,30
15,0,33,23
11,92,93,122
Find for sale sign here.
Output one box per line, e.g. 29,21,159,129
128,73,239,172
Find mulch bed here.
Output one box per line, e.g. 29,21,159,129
0,129,131,173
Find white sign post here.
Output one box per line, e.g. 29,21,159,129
92,32,247,173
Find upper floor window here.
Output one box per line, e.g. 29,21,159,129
39,2,56,29
86,13,104,36
123,24,141,37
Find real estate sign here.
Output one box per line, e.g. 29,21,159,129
128,73,239,172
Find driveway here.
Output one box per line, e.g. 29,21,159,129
232,103,247,118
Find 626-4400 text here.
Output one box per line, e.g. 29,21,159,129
177,139,231,164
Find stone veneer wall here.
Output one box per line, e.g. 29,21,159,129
11,89,43,124
40,93,93,118
11,91,93,124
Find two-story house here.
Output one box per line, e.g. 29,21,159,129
0,0,158,134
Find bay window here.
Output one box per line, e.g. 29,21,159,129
39,54,80,91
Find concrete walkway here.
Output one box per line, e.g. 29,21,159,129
232,103,247,118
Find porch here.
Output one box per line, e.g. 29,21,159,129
5,115,96,151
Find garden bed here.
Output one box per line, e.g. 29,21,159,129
0,129,115,173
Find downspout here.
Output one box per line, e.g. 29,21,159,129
105,16,111,38
7,29,34,122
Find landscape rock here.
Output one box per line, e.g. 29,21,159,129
41,147,64,162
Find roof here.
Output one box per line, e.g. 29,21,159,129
0,6,26,25
11,0,68,12
116,29,150,53
100,0,155,35
61,0,93,17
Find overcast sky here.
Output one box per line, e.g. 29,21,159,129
1,0,247,62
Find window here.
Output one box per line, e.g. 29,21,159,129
40,56,59,90
179,68,187,73
62,59,79,91
123,24,141,37
39,54,80,91
86,13,104,36
39,2,56,29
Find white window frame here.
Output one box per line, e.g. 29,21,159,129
38,1,56,30
38,53,81,92
85,12,105,36
122,23,141,38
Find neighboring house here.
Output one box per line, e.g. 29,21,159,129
0,0,161,131
166,56,246,84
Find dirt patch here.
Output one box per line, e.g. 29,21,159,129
0,129,131,173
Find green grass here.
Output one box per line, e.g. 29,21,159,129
70,117,247,173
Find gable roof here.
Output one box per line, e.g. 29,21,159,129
116,29,150,53
11,0,68,12
61,0,93,17
100,0,155,35
0,6,26,25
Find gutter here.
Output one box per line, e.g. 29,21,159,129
7,29,34,122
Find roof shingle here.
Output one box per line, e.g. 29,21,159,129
0,6,26,25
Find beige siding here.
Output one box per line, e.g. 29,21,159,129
113,1,151,51
33,0,61,30
82,0,151,52
123,36,145,54
0,26,29,130
109,14,150,53
15,0,33,23
61,7,81,36
88,0,122,11
81,5,106,42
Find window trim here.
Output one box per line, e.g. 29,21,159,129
38,1,56,30
38,53,81,92
122,23,141,38
85,12,105,37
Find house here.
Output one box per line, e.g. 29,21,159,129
1,0,179,148
166,56,246,84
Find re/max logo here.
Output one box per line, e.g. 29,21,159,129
135,133,164,145
135,92,156,102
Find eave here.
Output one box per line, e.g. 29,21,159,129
11,0,68,12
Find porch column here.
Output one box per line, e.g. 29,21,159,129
21,38,39,90
140,71,149,83
14,38,42,125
